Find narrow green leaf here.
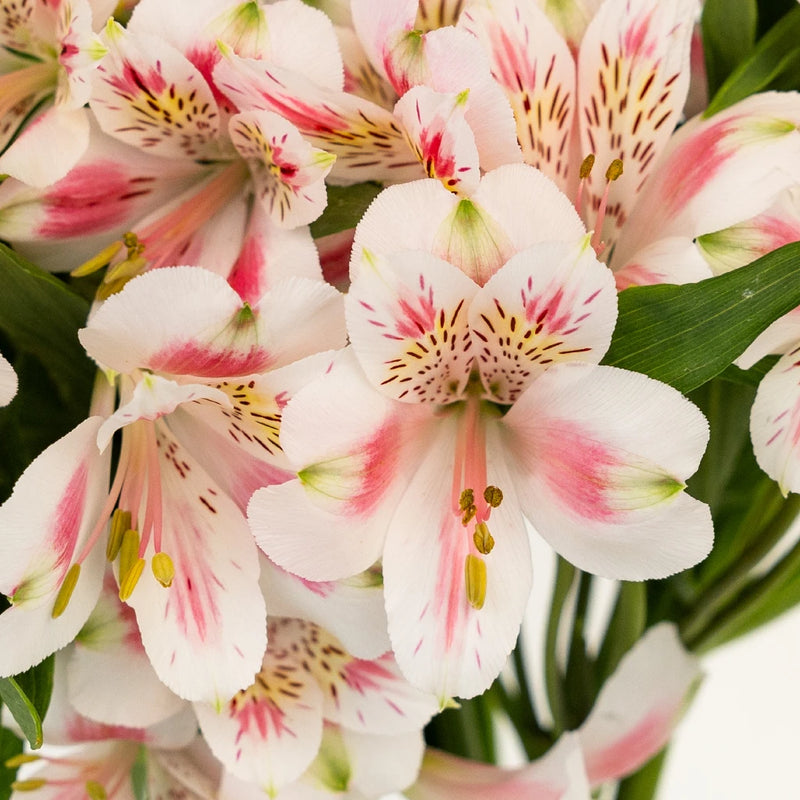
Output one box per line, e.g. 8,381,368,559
0,656,54,749
0,244,94,414
704,4,800,116
131,746,149,800
596,581,647,683
601,242,800,394
0,727,24,800
701,0,757,96
309,182,383,239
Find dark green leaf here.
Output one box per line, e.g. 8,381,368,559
704,5,800,116
601,242,800,394
702,0,757,96
309,183,382,239
0,727,24,800
0,244,94,415
0,656,54,749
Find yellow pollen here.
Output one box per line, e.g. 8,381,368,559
86,780,108,800
473,522,495,555
118,528,145,600
4,754,40,768
464,554,487,610
458,488,474,511
106,509,132,561
51,563,81,619
10,780,47,792
152,552,175,588
579,153,596,179
605,158,624,182
119,558,146,602
483,485,503,508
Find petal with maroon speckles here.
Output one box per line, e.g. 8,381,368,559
91,21,222,160
577,0,696,249
195,622,324,795
468,238,617,403
230,109,335,228
346,249,478,405
125,423,266,704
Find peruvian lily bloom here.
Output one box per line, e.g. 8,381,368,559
0,265,346,704
249,168,712,701
0,0,108,186
195,615,438,798
404,623,701,798
459,0,800,287
0,351,17,406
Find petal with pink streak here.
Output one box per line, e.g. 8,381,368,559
68,575,188,729
80,267,273,377
579,623,702,785
213,53,423,184
394,86,481,195
504,362,713,579
91,21,222,160
0,106,90,187
459,0,576,190
578,0,696,249
737,308,800,370
268,619,437,734
750,347,800,495
230,110,335,228
345,249,479,404
0,352,17,406
383,415,532,701
126,423,266,703
195,635,324,794
612,235,713,289
0,418,108,676
469,238,617,403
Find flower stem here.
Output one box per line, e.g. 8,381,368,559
544,556,576,736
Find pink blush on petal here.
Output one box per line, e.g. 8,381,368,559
148,341,272,378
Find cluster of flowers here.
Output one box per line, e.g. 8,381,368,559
1,0,799,796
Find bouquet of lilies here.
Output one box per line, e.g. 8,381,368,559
1,0,800,797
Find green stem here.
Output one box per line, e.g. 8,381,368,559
681,494,800,647
544,557,576,736
564,571,595,729
615,749,668,800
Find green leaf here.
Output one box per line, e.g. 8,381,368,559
0,727,24,800
704,4,800,116
601,242,800,394
701,0,757,96
716,355,779,387
0,656,54,749
0,244,94,415
309,182,382,239
131,746,149,800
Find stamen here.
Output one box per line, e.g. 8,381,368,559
591,158,624,255
4,754,40,768
483,486,503,508
575,153,595,211
106,509,131,561
118,528,145,600
152,552,175,588
119,558,145,602
464,554,487,610
51,563,81,619
473,522,495,555
86,780,108,800
10,780,47,791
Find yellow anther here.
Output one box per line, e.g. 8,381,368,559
118,528,140,574
119,558,146,602
86,780,108,800
52,563,81,619
464,554,487,610
106,509,131,561
605,158,624,181
152,552,175,588
4,754,40,768
473,522,495,555
71,240,124,277
11,779,47,791
579,153,596,179
483,485,503,508
458,489,474,511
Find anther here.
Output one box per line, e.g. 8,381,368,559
579,154,595,179
458,489,474,511
10,780,47,791
464,554,487,610
4,754,40,768
152,552,175,588
106,509,131,561
605,158,624,182
483,485,503,508
118,528,145,600
119,558,145,602
591,158,625,254
86,780,108,800
473,522,495,555
51,563,81,619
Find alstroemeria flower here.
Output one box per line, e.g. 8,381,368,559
404,622,701,798
0,0,107,186
0,351,17,406
195,616,437,798
250,171,712,701
0,266,345,704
